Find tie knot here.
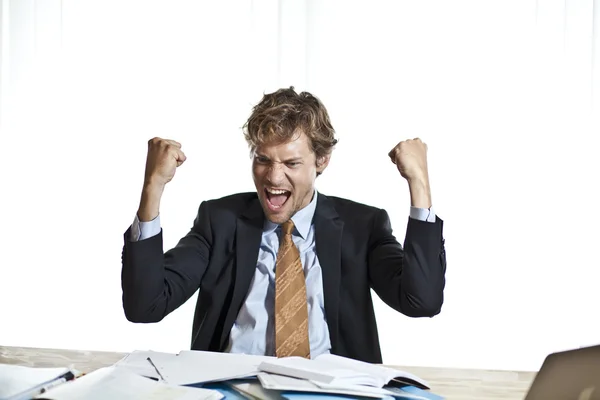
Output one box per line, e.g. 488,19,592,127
281,220,295,236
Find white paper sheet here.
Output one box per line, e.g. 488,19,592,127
257,373,394,399
34,366,223,400
258,353,428,389
315,354,428,388
0,364,72,400
154,350,276,385
113,350,179,381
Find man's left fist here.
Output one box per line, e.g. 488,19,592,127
388,138,429,182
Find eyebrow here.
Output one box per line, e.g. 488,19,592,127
255,154,303,163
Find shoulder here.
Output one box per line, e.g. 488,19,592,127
322,194,381,214
319,193,383,217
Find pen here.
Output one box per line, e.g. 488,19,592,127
39,371,76,394
38,377,68,394
10,371,76,400
147,357,166,382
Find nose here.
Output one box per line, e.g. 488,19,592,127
266,163,285,186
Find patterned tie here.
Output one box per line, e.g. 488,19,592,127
274,220,311,358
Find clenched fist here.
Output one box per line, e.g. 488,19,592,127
144,137,187,187
388,138,428,183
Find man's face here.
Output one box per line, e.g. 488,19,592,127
252,131,328,224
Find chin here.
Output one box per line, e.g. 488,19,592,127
260,202,292,224
265,213,289,224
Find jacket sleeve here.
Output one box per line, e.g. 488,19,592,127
367,208,446,317
121,201,213,323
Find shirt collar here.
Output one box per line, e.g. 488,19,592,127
263,189,318,239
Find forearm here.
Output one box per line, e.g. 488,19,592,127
137,181,165,222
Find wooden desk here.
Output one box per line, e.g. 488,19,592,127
0,346,537,400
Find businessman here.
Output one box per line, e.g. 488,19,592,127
121,87,446,363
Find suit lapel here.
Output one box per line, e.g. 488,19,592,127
220,198,264,350
314,193,343,354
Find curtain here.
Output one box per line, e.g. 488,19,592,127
1,0,598,371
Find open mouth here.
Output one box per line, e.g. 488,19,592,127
264,188,291,211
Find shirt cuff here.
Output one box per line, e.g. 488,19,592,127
409,206,436,223
130,214,162,241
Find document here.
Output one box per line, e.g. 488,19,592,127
153,350,276,385
0,364,76,400
113,350,179,380
257,373,396,399
257,353,429,389
33,366,223,400
264,373,436,400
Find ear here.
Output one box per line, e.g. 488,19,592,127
316,155,331,174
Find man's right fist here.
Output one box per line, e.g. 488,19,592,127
144,137,187,187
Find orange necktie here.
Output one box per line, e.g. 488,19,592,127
274,220,311,358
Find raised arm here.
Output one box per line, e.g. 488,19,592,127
121,201,213,323
368,208,446,317
121,137,211,323
368,138,446,316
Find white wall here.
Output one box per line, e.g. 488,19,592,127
1,0,599,372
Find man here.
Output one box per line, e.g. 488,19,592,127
121,87,446,364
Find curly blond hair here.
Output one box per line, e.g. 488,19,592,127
243,87,338,160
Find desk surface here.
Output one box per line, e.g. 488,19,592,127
0,346,536,400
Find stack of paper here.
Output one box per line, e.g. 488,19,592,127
256,354,429,388
2,350,443,399
139,350,443,399
153,350,276,386
257,373,397,398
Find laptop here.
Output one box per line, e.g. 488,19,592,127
525,344,600,400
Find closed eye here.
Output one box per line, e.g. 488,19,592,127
255,156,270,164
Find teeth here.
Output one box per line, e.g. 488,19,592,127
266,188,289,195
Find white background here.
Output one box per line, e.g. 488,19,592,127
1,0,599,372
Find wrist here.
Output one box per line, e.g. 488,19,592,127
407,176,432,209
406,172,429,188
